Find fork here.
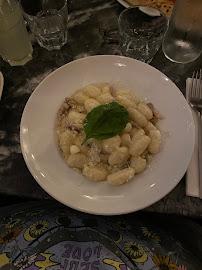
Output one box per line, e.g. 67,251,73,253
189,69,202,199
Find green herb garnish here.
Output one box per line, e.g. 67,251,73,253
82,102,129,144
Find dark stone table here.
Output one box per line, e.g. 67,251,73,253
0,0,201,217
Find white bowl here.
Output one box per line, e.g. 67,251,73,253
20,55,194,215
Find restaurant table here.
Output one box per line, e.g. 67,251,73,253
0,0,201,217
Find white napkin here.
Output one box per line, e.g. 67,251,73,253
186,78,200,198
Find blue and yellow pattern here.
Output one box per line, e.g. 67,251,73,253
0,203,199,270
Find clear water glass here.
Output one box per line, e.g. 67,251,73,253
118,6,168,63
162,0,202,64
20,0,68,51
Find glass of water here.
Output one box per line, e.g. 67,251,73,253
118,6,168,63
20,0,68,51
162,0,202,64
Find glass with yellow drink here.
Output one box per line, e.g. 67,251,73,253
0,0,33,66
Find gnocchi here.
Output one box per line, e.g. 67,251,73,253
148,130,162,154
84,98,100,112
108,147,130,166
56,83,162,185
128,108,147,127
102,135,121,154
107,168,135,185
83,164,108,181
130,156,146,173
97,93,114,104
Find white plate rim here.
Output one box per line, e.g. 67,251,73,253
117,0,130,8
20,55,195,215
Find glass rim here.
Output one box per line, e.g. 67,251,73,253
118,5,168,24
19,0,67,17
0,1,21,20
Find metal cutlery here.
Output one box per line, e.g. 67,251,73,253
189,69,202,199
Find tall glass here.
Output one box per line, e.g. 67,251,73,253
162,0,202,64
0,0,33,66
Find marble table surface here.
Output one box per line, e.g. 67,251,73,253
0,0,201,217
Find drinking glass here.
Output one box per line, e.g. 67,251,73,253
0,0,33,66
162,0,202,64
118,6,168,63
20,0,68,51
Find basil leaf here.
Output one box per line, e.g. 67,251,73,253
82,102,129,144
